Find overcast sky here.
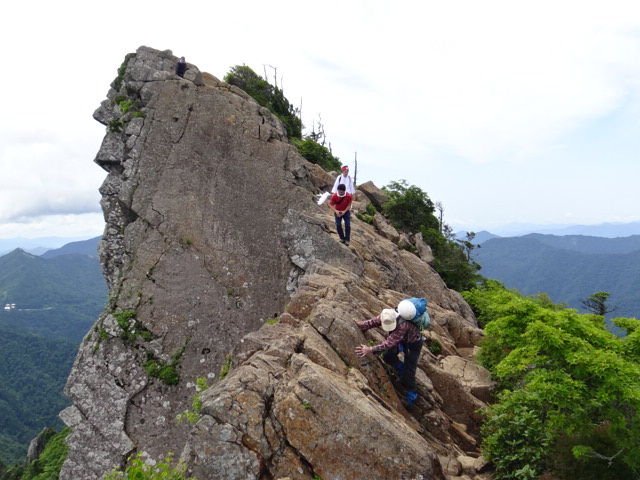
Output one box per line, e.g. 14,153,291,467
1,0,639,244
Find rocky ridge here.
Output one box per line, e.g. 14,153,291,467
60,46,494,480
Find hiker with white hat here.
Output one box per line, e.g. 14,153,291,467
355,305,425,406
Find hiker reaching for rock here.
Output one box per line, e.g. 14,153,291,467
355,299,429,406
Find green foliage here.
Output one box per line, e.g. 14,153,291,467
112,310,153,343
291,137,341,171
107,119,126,133
20,428,69,480
381,180,481,291
0,328,76,466
382,180,439,233
580,291,618,316
219,354,232,380
356,202,377,225
114,310,138,341
179,237,194,247
0,464,24,480
473,234,640,321
427,338,442,355
0,242,106,470
463,281,640,479
112,53,135,91
224,65,302,138
551,426,636,480
0,248,107,342
104,452,194,480
177,378,209,425
144,344,187,386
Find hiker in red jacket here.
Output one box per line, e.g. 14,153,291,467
329,183,353,245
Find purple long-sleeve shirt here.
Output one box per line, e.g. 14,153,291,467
358,315,422,354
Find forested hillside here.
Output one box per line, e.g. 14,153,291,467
40,236,101,259
0,244,107,466
0,248,106,341
0,328,76,466
474,234,640,319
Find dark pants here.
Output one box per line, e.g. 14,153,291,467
334,210,351,241
382,337,424,391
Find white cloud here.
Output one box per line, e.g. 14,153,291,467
1,0,639,239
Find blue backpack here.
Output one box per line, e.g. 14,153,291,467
402,297,431,331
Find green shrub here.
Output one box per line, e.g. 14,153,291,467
427,338,442,355
291,137,341,171
550,426,636,480
104,452,193,480
144,345,187,386
219,354,232,380
112,52,135,91
21,428,69,480
177,378,209,425
107,119,125,133
382,180,481,291
224,65,302,138
464,281,640,479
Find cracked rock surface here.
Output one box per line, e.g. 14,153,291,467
61,46,494,480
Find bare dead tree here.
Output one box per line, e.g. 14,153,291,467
354,152,358,187
264,64,278,88
435,201,444,233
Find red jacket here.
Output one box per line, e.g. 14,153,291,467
329,193,352,212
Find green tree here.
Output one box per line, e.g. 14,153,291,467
291,137,341,171
463,280,640,479
381,180,481,291
224,65,302,138
382,180,439,233
579,291,620,316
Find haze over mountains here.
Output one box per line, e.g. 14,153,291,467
460,220,640,240
473,232,640,322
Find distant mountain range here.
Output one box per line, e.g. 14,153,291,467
457,220,640,240
0,238,105,341
0,235,101,257
0,237,106,466
473,233,640,321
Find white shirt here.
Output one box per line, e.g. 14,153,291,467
331,173,356,195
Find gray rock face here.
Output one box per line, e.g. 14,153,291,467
61,46,493,480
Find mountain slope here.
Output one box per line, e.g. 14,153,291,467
0,248,107,341
0,245,107,466
0,327,76,466
40,236,100,259
475,234,640,318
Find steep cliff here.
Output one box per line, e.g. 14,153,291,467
60,46,493,480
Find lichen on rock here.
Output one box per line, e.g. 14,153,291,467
60,46,493,480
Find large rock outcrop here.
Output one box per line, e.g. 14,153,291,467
60,46,493,480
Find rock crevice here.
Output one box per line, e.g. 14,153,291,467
61,46,493,480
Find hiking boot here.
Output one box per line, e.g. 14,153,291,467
405,391,418,406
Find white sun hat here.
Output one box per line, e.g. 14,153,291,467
380,308,398,331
